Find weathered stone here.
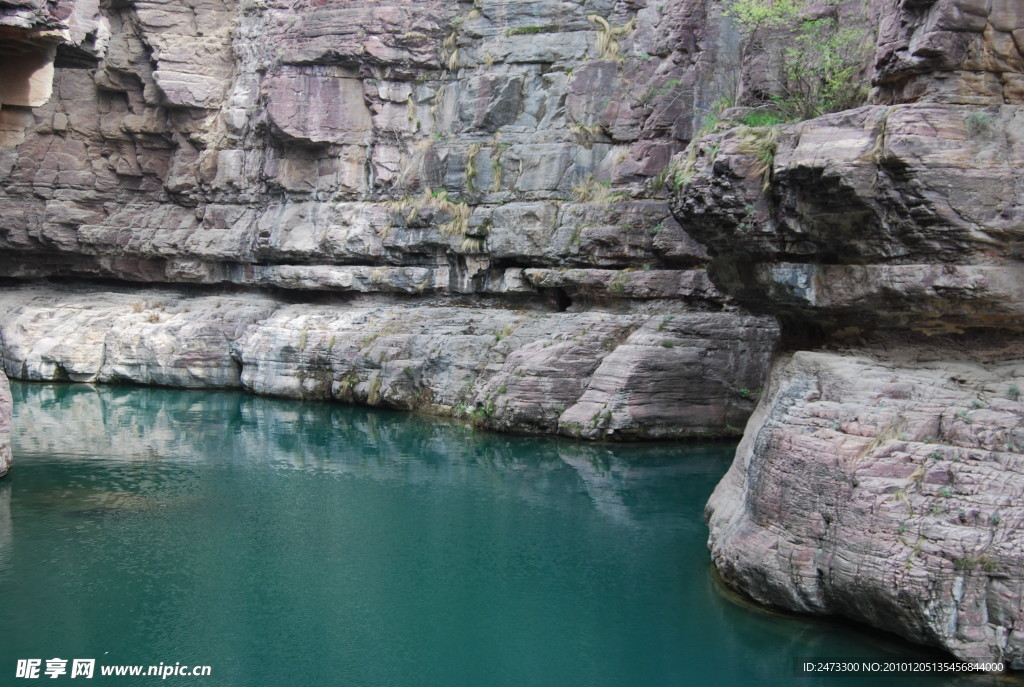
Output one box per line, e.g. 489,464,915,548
674,0,1024,668
234,302,778,440
708,348,1024,665
0,284,776,441
0,287,278,387
674,103,1024,335
264,68,373,146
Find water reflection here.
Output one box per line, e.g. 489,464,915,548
11,381,729,529
6,382,1018,687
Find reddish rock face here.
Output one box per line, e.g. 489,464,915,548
263,68,373,146
708,348,1024,665
872,0,1024,105
674,0,1024,667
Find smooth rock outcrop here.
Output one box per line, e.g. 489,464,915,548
707,347,1024,665
0,285,777,440
0,287,278,388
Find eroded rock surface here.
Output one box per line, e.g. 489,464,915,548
0,285,777,439
678,0,1024,666
0,0,779,438
674,103,1024,336
708,348,1024,665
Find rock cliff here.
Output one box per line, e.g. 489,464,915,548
0,0,779,439
679,0,1024,667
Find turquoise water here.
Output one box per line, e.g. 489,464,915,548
0,382,1012,686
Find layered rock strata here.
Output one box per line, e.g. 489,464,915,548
0,0,779,438
679,0,1024,667
0,285,777,439
709,346,1024,665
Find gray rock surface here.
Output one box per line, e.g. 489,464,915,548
0,0,736,290
0,287,278,387
0,285,777,440
0,0,780,439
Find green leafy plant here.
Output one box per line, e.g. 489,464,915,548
740,110,786,127
607,271,630,294
725,0,871,120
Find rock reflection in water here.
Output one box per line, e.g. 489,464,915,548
11,381,727,528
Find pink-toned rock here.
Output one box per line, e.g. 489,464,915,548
708,347,1024,665
674,103,1024,336
263,69,373,146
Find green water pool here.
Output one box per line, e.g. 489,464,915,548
0,382,1010,686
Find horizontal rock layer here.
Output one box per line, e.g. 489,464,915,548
673,102,1024,338
0,285,778,440
0,0,780,440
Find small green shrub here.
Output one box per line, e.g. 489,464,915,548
607,273,629,294
725,0,872,120
740,110,786,127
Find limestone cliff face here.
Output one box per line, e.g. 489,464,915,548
0,0,777,439
679,0,1024,667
